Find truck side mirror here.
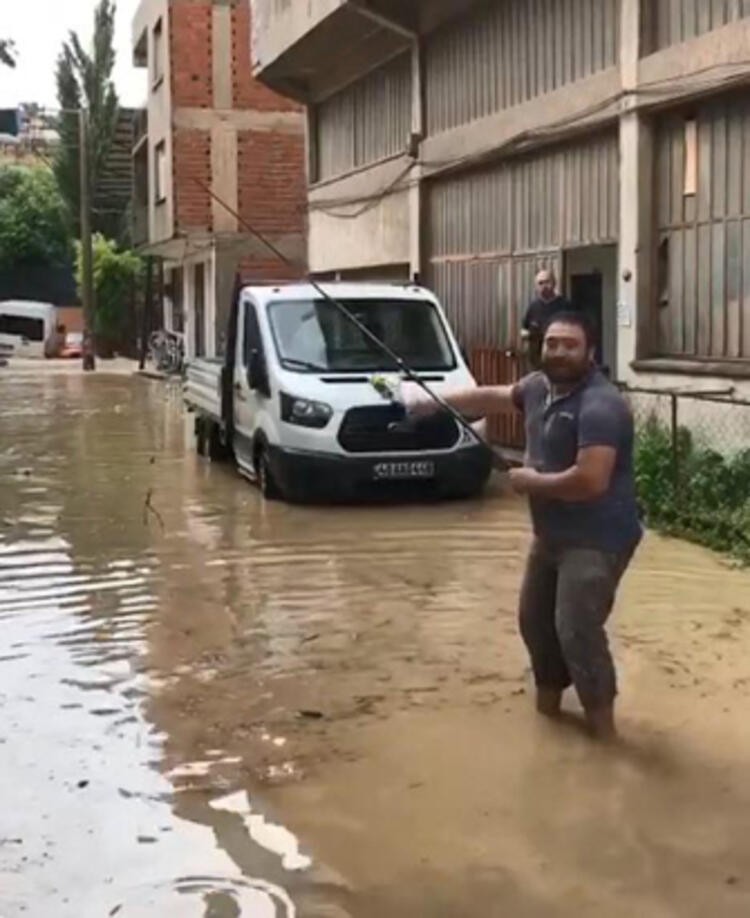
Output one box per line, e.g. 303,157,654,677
247,349,269,395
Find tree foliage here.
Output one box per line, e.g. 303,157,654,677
55,0,120,237
0,165,73,269
76,234,141,344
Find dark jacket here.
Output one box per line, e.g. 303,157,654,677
522,294,576,337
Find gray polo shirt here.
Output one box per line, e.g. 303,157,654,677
512,370,642,553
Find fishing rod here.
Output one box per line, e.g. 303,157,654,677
192,178,510,472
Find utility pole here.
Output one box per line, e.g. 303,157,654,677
79,108,96,371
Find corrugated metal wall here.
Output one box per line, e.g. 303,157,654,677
426,132,619,349
651,0,750,50
655,93,750,360
424,0,620,136
315,53,412,181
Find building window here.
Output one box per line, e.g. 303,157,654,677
154,141,167,203
152,18,164,88
0,314,44,341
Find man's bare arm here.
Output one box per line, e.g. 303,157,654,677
510,446,617,502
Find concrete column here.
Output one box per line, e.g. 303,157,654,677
211,125,239,232
212,3,233,110
617,0,654,379
207,249,217,358
211,3,239,233
183,262,194,361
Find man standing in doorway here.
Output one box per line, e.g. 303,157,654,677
522,268,575,368
409,312,641,740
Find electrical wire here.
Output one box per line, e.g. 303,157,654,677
309,57,750,217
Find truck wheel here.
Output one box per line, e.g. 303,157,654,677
257,449,282,501
206,423,229,462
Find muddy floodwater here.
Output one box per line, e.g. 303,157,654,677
3,367,750,917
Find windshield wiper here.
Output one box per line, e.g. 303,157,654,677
282,358,328,372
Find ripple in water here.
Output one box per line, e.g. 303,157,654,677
109,875,295,917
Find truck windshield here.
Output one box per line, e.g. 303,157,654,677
268,298,457,373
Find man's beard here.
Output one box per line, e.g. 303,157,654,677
542,357,590,386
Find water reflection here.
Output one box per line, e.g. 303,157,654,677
0,373,317,917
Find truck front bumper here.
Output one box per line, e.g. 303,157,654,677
266,443,493,502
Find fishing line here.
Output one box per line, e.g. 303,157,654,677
192,177,510,472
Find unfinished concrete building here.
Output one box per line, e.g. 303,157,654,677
132,0,307,360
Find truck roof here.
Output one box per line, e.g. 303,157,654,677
242,282,435,305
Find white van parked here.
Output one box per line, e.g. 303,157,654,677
184,283,492,502
0,300,57,359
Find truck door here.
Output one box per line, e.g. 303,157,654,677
232,299,270,473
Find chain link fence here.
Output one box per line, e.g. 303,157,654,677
621,386,750,561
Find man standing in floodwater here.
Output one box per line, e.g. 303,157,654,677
522,268,575,368
409,313,642,740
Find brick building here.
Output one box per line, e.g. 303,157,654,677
132,0,307,360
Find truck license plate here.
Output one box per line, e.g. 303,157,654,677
373,461,435,481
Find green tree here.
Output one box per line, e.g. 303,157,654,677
76,235,141,353
55,0,120,237
0,165,73,268
0,39,16,68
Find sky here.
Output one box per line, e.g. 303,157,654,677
0,0,146,109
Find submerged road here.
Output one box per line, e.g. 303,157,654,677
1,365,750,916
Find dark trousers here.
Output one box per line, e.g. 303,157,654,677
519,539,635,710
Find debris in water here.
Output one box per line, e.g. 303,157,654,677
297,709,324,720
143,488,165,532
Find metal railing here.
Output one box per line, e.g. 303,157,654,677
621,384,750,559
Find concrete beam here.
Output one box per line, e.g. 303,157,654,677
173,108,304,134
306,157,413,272
309,155,415,206
252,0,348,74
638,19,750,108
419,68,622,173
309,190,410,273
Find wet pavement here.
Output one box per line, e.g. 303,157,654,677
2,366,750,917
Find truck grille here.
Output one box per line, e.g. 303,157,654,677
338,405,460,454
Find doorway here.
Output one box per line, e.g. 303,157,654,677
564,245,617,377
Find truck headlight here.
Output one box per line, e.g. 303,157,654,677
280,392,333,429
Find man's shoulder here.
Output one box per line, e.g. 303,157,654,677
581,374,631,416
514,371,547,406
